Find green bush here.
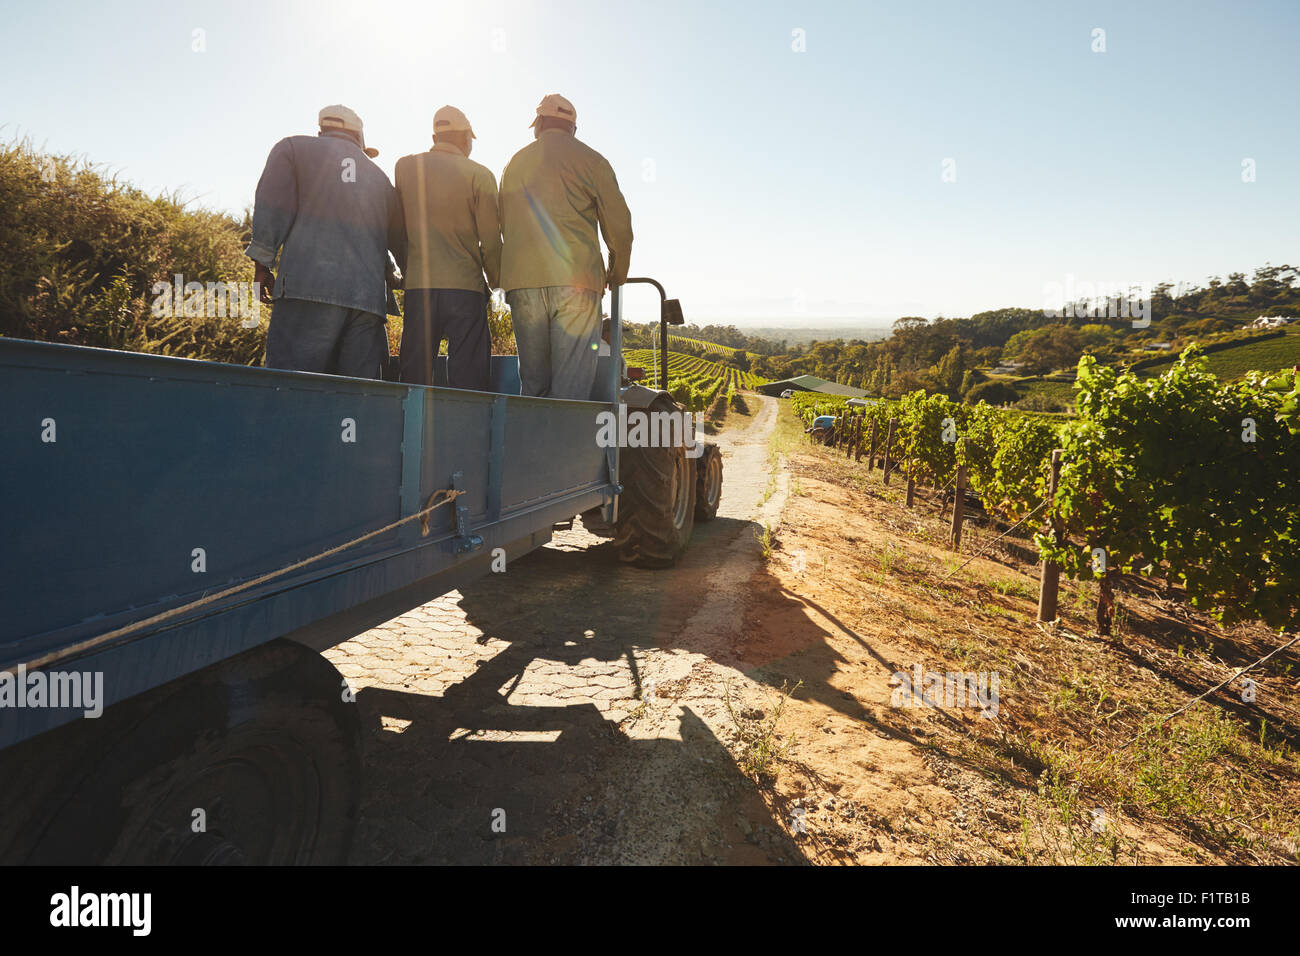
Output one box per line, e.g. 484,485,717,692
895,389,962,485
1015,393,1066,413
668,379,708,411
964,380,1019,405
0,138,263,364
1041,349,1300,629
958,403,1062,519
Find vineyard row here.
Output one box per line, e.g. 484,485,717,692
792,350,1300,633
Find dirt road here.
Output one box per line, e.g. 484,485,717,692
327,395,805,864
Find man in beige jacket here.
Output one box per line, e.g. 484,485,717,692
394,105,502,389
499,94,633,399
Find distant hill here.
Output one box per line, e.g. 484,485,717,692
737,325,894,347
1135,327,1300,380
741,268,1300,414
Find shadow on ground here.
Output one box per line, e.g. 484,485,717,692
347,516,810,864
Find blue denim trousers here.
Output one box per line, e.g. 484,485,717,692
398,289,490,390
264,297,388,379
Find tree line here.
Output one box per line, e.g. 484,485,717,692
748,266,1300,408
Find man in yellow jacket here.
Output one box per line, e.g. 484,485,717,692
499,94,633,399
394,106,502,389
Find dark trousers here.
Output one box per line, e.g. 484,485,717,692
399,289,490,390
264,297,387,379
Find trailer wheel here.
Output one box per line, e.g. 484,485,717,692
0,641,361,865
694,443,723,521
614,393,697,567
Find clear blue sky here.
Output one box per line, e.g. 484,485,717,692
3,0,1297,327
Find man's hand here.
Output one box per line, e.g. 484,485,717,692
386,259,404,291
253,262,276,303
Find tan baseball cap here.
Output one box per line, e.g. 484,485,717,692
433,105,476,139
318,104,379,158
530,93,577,128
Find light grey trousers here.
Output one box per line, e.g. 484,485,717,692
506,286,601,399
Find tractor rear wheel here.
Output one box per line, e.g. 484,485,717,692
614,393,697,567
694,443,723,521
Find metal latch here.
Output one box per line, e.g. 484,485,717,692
450,471,484,554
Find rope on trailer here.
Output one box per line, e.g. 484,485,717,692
940,499,1047,581
16,488,467,672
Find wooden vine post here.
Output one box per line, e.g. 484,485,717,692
867,419,879,470
1037,449,1063,623
950,437,964,520
949,463,967,549
1097,568,1117,635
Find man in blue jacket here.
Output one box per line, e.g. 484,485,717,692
246,104,406,378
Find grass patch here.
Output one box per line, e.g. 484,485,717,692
989,577,1036,600
1018,765,1137,865
724,680,803,784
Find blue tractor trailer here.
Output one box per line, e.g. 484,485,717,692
0,279,724,864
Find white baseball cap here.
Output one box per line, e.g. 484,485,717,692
433,105,476,138
318,104,379,158
530,93,577,128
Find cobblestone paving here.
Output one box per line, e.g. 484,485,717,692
326,398,804,864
